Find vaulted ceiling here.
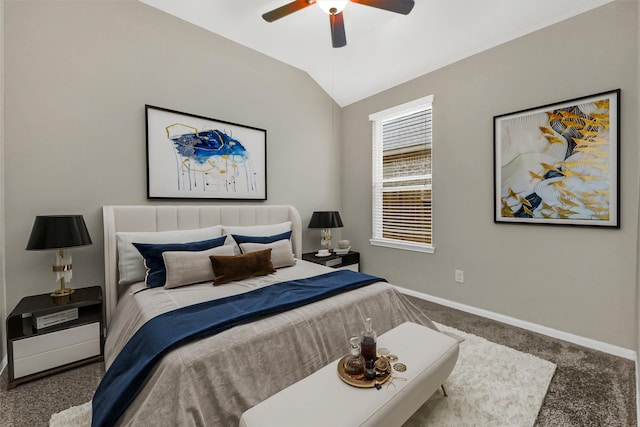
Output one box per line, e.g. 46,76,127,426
140,0,613,107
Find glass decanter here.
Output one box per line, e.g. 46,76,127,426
361,317,377,363
343,336,365,376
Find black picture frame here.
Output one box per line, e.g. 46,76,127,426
493,89,620,227
145,105,267,200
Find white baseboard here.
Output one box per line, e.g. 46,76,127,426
395,285,637,361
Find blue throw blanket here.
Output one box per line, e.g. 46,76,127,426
92,270,385,427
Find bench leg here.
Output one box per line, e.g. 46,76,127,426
441,384,448,397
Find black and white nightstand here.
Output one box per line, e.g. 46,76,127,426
302,251,360,272
5,285,104,389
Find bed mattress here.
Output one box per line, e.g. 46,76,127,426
102,260,439,426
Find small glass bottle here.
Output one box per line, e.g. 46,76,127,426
365,359,376,380
361,317,377,363
343,336,365,376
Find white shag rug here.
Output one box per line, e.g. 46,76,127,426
50,323,556,427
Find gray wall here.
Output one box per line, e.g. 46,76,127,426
3,1,342,317
342,1,639,349
1,0,6,359
637,0,640,360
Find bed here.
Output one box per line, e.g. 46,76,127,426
98,204,445,426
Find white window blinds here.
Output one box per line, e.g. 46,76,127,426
370,95,434,253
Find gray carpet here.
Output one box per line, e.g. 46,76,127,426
0,296,636,427
411,298,637,427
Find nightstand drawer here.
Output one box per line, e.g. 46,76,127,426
12,322,100,378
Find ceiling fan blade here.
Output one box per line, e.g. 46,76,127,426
262,0,314,22
329,12,347,48
351,0,415,15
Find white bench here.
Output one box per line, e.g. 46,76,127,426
240,322,459,427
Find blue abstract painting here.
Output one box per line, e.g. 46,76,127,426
146,106,266,200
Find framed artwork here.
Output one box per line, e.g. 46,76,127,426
145,105,267,200
494,89,620,227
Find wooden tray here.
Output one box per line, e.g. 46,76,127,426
336,355,391,388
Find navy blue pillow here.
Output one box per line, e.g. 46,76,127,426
133,236,227,288
232,231,292,252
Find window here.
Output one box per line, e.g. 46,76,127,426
369,95,434,253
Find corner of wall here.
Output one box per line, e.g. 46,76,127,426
635,0,640,420
0,0,7,362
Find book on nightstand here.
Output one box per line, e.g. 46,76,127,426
32,307,79,330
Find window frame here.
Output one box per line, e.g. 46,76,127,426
369,95,435,254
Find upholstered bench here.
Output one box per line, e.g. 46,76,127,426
239,322,459,427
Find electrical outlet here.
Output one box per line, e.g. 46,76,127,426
455,269,464,283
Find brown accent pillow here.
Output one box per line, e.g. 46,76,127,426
209,248,276,285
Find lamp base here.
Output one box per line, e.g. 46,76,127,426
320,228,332,251
51,287,74,305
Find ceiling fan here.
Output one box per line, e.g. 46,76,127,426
262,0,415,48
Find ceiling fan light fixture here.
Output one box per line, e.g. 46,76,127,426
317,0,349,15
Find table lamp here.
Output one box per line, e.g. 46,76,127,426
308,211,343,251
26,215,92,304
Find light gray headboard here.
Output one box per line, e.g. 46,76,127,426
102,205,302,325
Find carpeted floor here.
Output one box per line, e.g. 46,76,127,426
0,295,636,427
413,298,637,427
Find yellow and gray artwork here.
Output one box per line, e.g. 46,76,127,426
495,90,619,227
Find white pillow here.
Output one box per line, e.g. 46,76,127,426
222,222,292,254
239,239,295,269
116,225,224,285
163,245,234,289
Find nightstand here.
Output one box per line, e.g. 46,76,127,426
6,285,104,389
302,251,360,272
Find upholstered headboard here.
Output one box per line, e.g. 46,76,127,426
102,205,302,325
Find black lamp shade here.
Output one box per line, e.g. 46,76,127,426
26,215,93,250
308,211,344,229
